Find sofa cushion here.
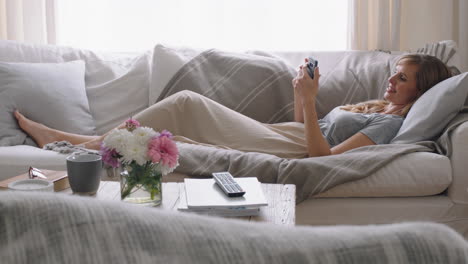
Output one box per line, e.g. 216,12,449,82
0,40,151,135
315,152,451,198
0,145,67,181
0,60,96,146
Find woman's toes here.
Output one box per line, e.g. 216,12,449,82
12,111,55,147
14,111,30,131
14,110,23,122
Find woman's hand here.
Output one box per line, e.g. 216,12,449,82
292,61,320,105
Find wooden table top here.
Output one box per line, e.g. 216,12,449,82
60,181,296,226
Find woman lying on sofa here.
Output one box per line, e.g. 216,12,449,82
14,54,451,158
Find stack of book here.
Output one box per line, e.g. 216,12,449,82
178,177,268,217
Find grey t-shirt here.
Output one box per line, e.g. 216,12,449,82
319,107,404,147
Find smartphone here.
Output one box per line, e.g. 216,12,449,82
306,57,318,79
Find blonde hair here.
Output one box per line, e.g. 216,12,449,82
340,54,452,116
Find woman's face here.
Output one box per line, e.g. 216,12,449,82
384,63,420,105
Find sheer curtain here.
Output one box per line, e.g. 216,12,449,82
55,0,348,52
348,0,468,71
0,0,57,44
347,0,401,51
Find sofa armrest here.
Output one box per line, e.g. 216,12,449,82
447,120,468,204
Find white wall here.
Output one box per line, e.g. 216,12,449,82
400,0,467,71
458,0,468,72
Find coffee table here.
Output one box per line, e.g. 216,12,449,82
60,181,296,226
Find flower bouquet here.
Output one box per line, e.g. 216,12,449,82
100,119,179,206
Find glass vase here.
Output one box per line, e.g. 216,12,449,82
119,162,162,206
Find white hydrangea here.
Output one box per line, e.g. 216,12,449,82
119,136,148,166
102,129,133,153
132,126,159,146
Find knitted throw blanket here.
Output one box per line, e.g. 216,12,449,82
43,141,99,155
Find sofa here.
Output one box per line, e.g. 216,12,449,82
2,191,468,264
1,40,468,237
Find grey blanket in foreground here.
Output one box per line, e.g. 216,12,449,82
1,192,467,264
163,49,468,203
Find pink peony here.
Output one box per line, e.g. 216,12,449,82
100,145,121,168
147,136,179,168
125,118,141,131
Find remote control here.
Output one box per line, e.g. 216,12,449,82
212,172,246,197
306,57,318,79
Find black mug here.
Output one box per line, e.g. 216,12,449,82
66,153,102,195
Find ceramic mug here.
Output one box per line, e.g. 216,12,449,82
66,153,102,195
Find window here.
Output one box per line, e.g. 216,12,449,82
56,0,348,52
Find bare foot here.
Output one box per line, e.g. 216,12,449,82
14,111,59,148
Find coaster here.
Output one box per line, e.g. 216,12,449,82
8,179,54,192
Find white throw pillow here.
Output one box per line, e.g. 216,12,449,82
0,40,152,135
391,72,468,144
0,60,96,146
150,44,203,105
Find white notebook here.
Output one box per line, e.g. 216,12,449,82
178,189,261,217
184,177,268,209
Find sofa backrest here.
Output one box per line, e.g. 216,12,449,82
1,40,461,134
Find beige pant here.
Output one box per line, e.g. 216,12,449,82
134,90,308,158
